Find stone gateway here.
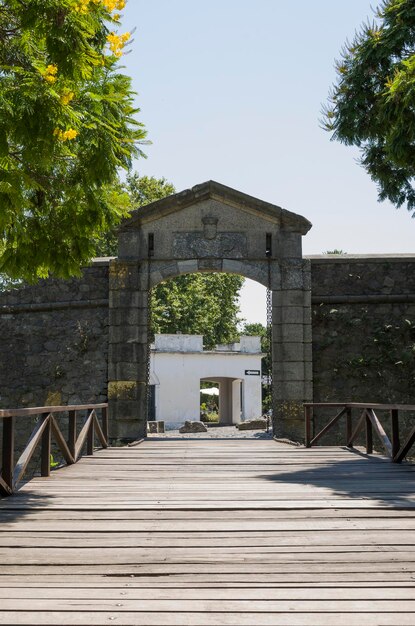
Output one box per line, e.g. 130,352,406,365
109,181,313,442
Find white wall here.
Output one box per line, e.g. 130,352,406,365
149,335,263,428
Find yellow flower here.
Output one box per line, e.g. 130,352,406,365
42,64,58,84
107,31,130,56
53,128,78,142
74,0,90,13
60,91,75,106
102,0,126,11
63,129,78,141
46,64,58,75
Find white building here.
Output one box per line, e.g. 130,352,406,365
149,334,264,428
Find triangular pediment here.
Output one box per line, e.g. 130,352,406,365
120,180,312,235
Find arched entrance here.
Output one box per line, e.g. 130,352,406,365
108,180,312,442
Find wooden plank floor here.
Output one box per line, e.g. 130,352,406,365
1,438,415,625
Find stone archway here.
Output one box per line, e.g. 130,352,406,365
108,180,312,443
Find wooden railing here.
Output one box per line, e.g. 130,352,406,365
304,403,415,463
0,403,108,497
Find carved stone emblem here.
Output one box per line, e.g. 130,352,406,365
202,216,218,240
173,232,247,259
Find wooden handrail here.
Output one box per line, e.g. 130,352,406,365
0,403,108,419
304,402,415,464
0,403,108,497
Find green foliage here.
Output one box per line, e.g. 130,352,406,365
153,273,244,349
50,454,59,469
200,412,219,423
127,172,175,206
94,172,175,256
322,0,415,212
0,0,147,281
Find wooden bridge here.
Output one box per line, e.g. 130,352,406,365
1,405,415,624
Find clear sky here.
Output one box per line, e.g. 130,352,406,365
119,1,414,325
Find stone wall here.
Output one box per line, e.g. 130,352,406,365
1,253,415,455
309,254,415,446
0,260,110,467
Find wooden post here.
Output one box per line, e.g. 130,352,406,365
2,416,14,492
40,415,51,477
87,411,94,456
346,407,353,448
366,414,373,455
305,405,312,448
391,409,400,459
102,406,108,445
68,410,76,458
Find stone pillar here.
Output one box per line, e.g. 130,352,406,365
231,380,241,424
218,379,233,425
271,258,313,441
108,259,148,443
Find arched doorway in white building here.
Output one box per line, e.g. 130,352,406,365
148,334,264,430
201,376,262,425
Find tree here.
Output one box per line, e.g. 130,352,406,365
94,173,175,257
322,0,415,213
153,273,244,349
0,0,146,281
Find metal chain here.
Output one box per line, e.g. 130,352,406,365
145,256,152,425
266,258,273,433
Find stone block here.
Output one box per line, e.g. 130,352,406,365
303,340,313,361
109,308,147,327
304,379,313,401
281,264,304,290
273,361,306,381
236,418,267,430
109,261,141,290
178,260,199,274
269,264,282,291
108,380,146,401
222,259,244,275
277,290,308,307
109,290,147,309
278,380,307,400
274,323,305,343
117,231,142,259
272,306,305,325
282,306,306,324
275,400,305,422
273,416,305,443
198,259,223,272
179,420,208,433
160,262,180,280
147,420,165,433
109,398,144,421
109,342,147,364
304,324,312,343
273,342,308,362
149,270,164,288
280,233,302,259
109,325,148,345
108,361,147,380
109,417,147,444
